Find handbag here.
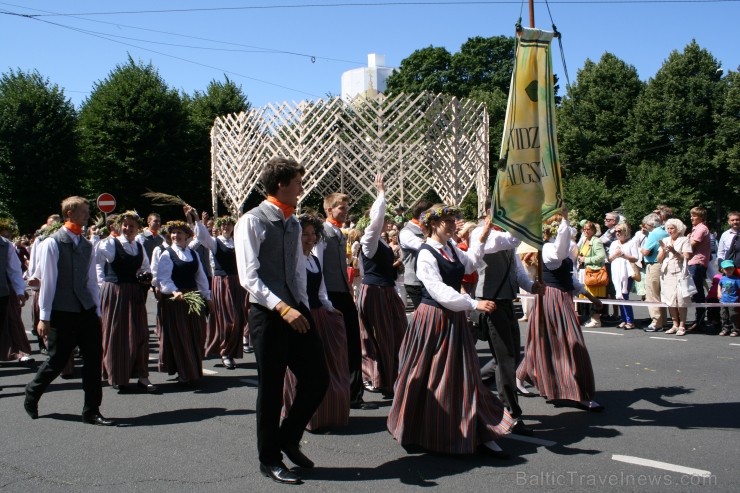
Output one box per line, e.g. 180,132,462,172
679,261,698,297
584,266,608,287
629,262,642,282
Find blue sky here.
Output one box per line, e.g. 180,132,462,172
1,1,737,109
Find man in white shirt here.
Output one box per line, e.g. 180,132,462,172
24,196,113,426
234,157,328,485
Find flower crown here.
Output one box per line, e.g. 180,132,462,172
420,205,461,228
214,215,236,229
542,220,560,237
114,210,143,228
164,220,192,237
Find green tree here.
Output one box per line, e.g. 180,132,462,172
78,56,189,216
0,69,79,233
713,68,740,228
386,46,453,95
183,76,251,212
562,173,619,224
620,160,697,225
558,53,643,186
627,41,724,220
449,35,516,97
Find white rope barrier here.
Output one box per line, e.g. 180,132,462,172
516,294,740,308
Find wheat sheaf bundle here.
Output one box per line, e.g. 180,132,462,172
141,190,187,207
177,291,205,316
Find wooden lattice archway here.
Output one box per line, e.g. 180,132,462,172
211,91,489,216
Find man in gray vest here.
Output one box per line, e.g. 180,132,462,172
470,215,541,436
24,196,113,426
137,212,164,262
316,192,377,410
399,200,432,309
235,157,329,485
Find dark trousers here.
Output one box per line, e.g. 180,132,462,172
0,295,8,341
476,299,522,419
688,264,707,325
720,306,738,330
25,308,103,415
249,303,329,465
404,284,422,309
327,290,364,404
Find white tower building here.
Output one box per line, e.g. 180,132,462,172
341,53,395,101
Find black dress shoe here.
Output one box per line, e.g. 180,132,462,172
511,420,534,436
281,443,314,468
82,412,116,426
350,400,379,410
363,381,381,393
24,396,38,419
477,445,510,460
137,380,158,392
259,462,301,484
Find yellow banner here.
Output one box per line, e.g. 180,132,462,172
492,27,564,249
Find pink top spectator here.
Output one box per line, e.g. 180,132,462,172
688,221,711,267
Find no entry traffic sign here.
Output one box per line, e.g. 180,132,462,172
96,193,116,214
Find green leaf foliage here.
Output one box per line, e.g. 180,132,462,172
0,69,79,233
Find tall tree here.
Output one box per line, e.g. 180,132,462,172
713,68,740,227
449,35,516,97
183,76,251,212
626,40,724,222
385,46,453,95
558,53,643,186
78,56,189,216
0,69,79,233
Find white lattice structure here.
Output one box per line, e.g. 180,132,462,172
211,92,489,216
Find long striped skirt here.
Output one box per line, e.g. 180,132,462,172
357,283,406,391
283,307,350,430
0,290,32,360
205,274,248,358
516,286,596,402
101,282,150,385
158,296,205,383
388,304,514,454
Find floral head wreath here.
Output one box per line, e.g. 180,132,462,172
298,213,326,242
164,220,192,237
0,217,19,237
114,210,143,228
542,219,560,238
213,215,236,229
420,205,461,229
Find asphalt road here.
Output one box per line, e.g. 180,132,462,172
1,298,738,492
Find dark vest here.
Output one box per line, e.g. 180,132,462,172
192,243,213,279
306,255,323,309
50,229,96,313
0,237,9,298
104,239,143,284
213,237,237,277
475,249,518,300
361,240,396,287
400,221,425,286
418,242,464,309
247,202,301,306
543,257,575,292
166,247,198,291
322,223,350,292
139,231,164,264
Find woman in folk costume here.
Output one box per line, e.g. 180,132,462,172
517,210,605,412
356,174,407,397
190,208,249,370
283,213,350,431
0,218,31,364
156,220,212,386
387,205,514,457
97,211,155,391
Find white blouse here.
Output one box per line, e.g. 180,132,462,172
156,243,211,300
416,238,479,312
